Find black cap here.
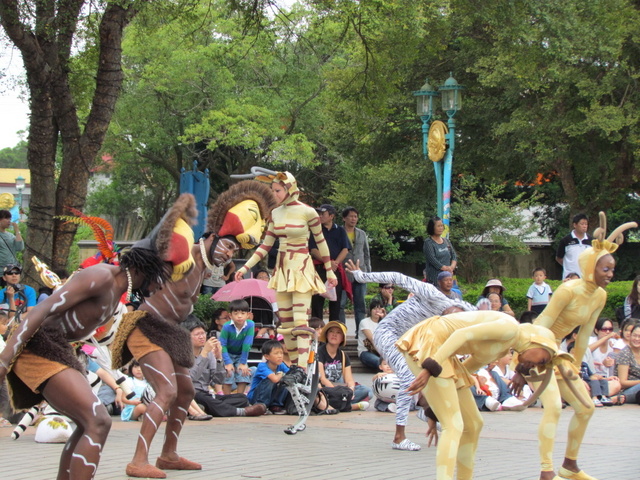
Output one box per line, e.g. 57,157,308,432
3,264,22,275
316,204,336,215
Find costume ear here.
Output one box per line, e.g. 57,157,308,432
592,211,606,242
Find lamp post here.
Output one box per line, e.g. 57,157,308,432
15,175,25,219
413,72,463,237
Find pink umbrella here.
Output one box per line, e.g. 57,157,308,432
212,278,276,304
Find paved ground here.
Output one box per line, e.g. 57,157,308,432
1,386,638,480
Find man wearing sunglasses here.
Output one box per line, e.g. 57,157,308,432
0,264,36,318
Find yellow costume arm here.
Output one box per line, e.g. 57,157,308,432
533,285,573,330
309,212,336,280
237,221,277,275
572,304,603,369
432,320,517,367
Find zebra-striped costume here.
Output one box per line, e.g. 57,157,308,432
352,270,474,427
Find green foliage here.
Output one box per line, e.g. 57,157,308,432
460,278,631,321
0,141,28,168
192,295,229,329
450,176,537,283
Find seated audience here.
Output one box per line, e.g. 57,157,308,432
371,359,411,413
588,318,621,397
318,321,372,410
220,299,255,395
436,271,462,300
615,323,640,404
207,307,230,338
247,339,290,414
121,361,148,422
187,318,266,417
371,282,398,313
568,341,614,407
518,310,539,324
619,274,640,322
613,318,639,354
478,279,515,316
472,364,523,411
357,299,385,371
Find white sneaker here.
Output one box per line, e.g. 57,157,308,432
387,403,397,413
416,407,427,422
353,401,369,411
485,397,502,411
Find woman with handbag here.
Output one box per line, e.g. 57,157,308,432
423,216,457,286
318,321,372,411
357,299,385,371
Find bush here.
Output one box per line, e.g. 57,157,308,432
192,295,229,329
460,278,631,321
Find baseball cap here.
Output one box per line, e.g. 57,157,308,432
3,264,22,275
316,204,337,215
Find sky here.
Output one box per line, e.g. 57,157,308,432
0,42,29,150
0,0,296,151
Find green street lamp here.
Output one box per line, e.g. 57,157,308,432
413,73,464,236
15,175,25,216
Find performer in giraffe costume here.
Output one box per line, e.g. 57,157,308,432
0,194,196,480
113,180,276,479
517,212,637,480
398,310,569,480
235,171,336,368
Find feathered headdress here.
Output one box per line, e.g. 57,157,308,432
57,208,120,265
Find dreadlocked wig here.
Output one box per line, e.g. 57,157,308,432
119,247,172,285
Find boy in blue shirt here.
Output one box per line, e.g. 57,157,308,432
248,339,290,413
220,299,255,394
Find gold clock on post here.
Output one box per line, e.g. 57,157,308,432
428,120,448,162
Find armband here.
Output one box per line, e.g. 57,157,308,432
420,358,443,377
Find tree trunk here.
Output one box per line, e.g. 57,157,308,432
0,1,143,282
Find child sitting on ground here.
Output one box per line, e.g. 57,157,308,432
220,299,255,395
472,363,523,411
247,339,291,414
567,341,613,407
371,359,410,413
121,361,148,422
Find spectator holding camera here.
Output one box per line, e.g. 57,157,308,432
0,209,23,269
0,264,36,318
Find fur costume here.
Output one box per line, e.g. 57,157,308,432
207,180,277,249
7,324,83,410
111,311,193,370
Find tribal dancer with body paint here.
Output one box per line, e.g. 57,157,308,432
113,181,276,479
0,194,195,480
398,311,565,480
512,213,637,480
235,171,336,368
344,259,474,451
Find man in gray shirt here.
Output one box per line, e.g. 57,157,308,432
0,209,23,269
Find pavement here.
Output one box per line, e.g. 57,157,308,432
2,313,638,479
1,388,638,479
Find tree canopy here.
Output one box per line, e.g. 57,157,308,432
3,0,640,279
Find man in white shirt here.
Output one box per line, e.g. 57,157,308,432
555,214,592,279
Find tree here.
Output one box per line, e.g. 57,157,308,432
0,0,148,277
0,140,27,168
